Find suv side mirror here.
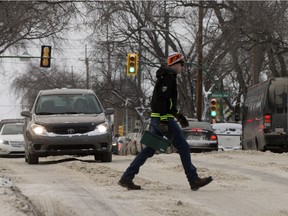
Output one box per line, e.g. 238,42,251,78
105,108,114,115
21,111,31,118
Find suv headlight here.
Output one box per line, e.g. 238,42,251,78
31,124,48,135
0,140,9,145
96,122,109,133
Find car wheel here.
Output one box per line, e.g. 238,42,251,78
101,152,112,162
26,151,39,164
94,154,101,161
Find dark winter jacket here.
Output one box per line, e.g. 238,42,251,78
150,67,179,121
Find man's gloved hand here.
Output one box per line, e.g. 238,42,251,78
176,113,189,128
158,121,169,133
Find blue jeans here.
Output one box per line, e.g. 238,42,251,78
121,117,198,182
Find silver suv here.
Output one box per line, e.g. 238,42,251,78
21,88,114,164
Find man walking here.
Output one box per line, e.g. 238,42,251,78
118,52,213,191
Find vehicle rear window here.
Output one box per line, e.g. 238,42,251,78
188,122,212,130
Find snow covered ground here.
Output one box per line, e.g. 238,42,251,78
1,151,288,216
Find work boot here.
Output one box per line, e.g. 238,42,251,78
118,178,141,190
189,176,213,191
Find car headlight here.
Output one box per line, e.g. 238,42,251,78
96,123,109,133
0,140,9,145
31,124,48,135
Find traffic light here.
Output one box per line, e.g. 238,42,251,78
234,102,241,121
118,125,124,136
40,45,52,68
126,53,138,76
210,98,218,118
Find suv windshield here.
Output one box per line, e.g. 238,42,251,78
35,94,103,115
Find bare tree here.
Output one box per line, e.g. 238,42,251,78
11,64,85,110
83,1,198,118
181,1,288,120
9,1,288,122
0,1,78,55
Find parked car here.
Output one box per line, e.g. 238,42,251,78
112,134,125,155
0,122,25,156
21,88,114,164
118,119,178,155
211,123,242,151
112,134,119,155
119,133,136,156
117,136,125,152
127,132,143,155
181,120,218,152
0,118,25,131
138,119,176,154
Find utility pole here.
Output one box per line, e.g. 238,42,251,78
164,1,169,59
196,2,203,121
85,44,89,89
153,2,185,62
138,23,142,94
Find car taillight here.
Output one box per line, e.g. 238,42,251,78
191,128,203,132
210,135,217,141
264,114,271,127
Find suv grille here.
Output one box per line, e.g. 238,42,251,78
48,125,95,134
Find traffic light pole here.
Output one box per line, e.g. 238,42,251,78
1,46,52,68
125,77,128,136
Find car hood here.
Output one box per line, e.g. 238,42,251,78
33,113,106,126
0,134,24,142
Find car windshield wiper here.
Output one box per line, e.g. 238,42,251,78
62,112,97,114
59,112,79,114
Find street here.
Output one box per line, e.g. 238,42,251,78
1,151,288,216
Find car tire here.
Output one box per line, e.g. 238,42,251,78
101,152,112,162
26,151,39,164
94,154,101,161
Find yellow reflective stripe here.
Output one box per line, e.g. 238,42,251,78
151,113,160,117
160,116,168,121
169,99,173,109
151,113,175,119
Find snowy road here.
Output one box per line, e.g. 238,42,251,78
1,151,288,216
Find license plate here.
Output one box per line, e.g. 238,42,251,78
188,136,203,140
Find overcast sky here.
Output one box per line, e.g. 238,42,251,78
0,29,88,120
0,58,23,119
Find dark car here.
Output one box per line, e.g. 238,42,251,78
21,88,114,164
182,120,218,152
112,134,124,155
